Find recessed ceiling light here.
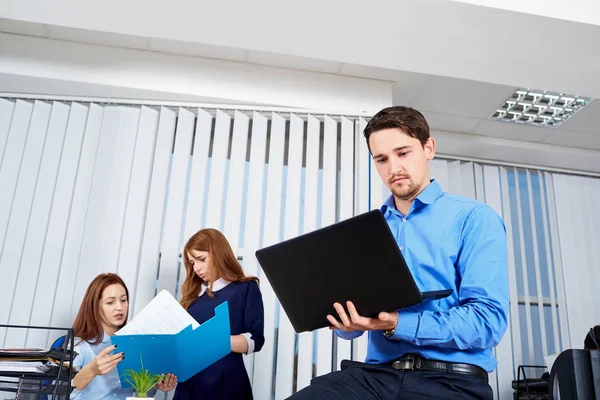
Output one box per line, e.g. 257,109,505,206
489,88,593,128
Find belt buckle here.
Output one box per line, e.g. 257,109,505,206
396,354,422,370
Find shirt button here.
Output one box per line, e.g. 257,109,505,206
402,217,407,222
399,245,404,251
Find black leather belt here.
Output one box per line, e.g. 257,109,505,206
391,354,488,382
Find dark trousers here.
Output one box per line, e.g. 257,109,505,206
286,360,493,400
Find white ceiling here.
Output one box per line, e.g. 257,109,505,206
1,0,599,171
393,75,600,151
454,0,600,26
2,0,600,98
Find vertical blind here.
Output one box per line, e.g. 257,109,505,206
0,98,370,400
551,174,600,351
428,159,590,400
0,97,598,400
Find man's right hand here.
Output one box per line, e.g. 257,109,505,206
90,345,124,376
327,301,398,333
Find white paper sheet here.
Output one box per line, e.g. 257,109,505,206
0,361,46,372
115,289,199,335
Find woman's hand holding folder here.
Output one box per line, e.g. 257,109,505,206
156,373,178,392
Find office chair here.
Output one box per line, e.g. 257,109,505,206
549,349,600,400
38,335,68,400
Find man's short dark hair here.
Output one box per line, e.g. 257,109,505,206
584,325,600,350
363,106,430,152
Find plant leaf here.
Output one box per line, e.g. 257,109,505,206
120,354,163,398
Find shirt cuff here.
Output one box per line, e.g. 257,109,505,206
241,333,255,354
389,309,420,341
334,329,364,340
70,385,81,399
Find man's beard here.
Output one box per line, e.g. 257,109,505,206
390,177,421,201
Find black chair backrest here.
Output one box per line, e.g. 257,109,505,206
549,349,600,400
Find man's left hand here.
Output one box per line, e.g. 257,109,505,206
327,301,398,332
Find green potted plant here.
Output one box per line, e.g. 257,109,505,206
123,356,163,400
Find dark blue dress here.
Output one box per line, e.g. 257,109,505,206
173,280,265,400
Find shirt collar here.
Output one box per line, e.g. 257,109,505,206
199,278,231,297
381,179,443,216
416,179,443,205
101,332,111,343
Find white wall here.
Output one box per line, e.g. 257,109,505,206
0,33,393,114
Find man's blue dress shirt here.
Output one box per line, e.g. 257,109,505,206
336,180,509,372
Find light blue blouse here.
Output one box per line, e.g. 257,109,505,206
70,333,134,400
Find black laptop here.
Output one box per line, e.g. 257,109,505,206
255,209,453,333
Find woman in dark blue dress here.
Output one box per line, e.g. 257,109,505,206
174,228,265,400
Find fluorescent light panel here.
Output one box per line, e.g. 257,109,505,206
489,88,593,127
